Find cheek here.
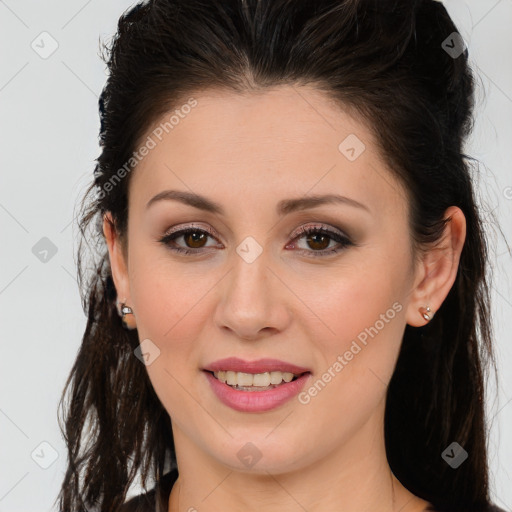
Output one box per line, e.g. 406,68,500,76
127,255,213,418
127,248,221,383
128,241,212,340
298,254,405,346
294,257,407,411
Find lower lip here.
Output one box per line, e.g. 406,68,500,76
203,371,311,412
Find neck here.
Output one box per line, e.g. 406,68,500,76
167,403,430,512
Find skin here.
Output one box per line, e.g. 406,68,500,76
103,85,466,512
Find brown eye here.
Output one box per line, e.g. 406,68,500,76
159,226,220,255
182,230,208,249
289,225,354,258
305,232,331,251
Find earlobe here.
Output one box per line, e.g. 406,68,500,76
406,206,466,327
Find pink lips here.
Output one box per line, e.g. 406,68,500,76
203,371,311,412
202,357,312,412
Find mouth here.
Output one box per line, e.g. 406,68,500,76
204,369,310,391
203,368,312,412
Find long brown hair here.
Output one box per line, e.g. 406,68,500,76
57,1,500,511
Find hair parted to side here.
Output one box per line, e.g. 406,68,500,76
57,1,499,511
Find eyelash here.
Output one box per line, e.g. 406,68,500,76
158,223,354,258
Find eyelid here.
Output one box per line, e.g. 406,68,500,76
163,223,218,239
289,222,347,240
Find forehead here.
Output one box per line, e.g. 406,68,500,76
129,85,408,219
145,85,372,154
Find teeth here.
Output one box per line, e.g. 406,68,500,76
213,370,297,387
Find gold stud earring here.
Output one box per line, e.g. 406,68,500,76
118,297,137,330
419,305,434,322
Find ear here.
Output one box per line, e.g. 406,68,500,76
406,206,466,327
103,212,130,305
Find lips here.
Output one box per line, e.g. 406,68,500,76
202,357,311,375
204,369,312,412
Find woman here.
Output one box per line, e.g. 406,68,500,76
56,0,506,511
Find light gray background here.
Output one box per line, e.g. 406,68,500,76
0,1,511,510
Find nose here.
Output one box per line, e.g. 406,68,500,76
213,246,291,341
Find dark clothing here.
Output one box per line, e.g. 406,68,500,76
119,468,178,512
119,468,507,512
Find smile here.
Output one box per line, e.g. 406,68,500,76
203,370,311,412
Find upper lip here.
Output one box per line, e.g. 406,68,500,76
203,357,311,375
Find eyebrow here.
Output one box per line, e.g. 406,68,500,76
145,189,371,215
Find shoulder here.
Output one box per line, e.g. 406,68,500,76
118,468,179,512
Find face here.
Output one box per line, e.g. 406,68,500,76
106,85,430,475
